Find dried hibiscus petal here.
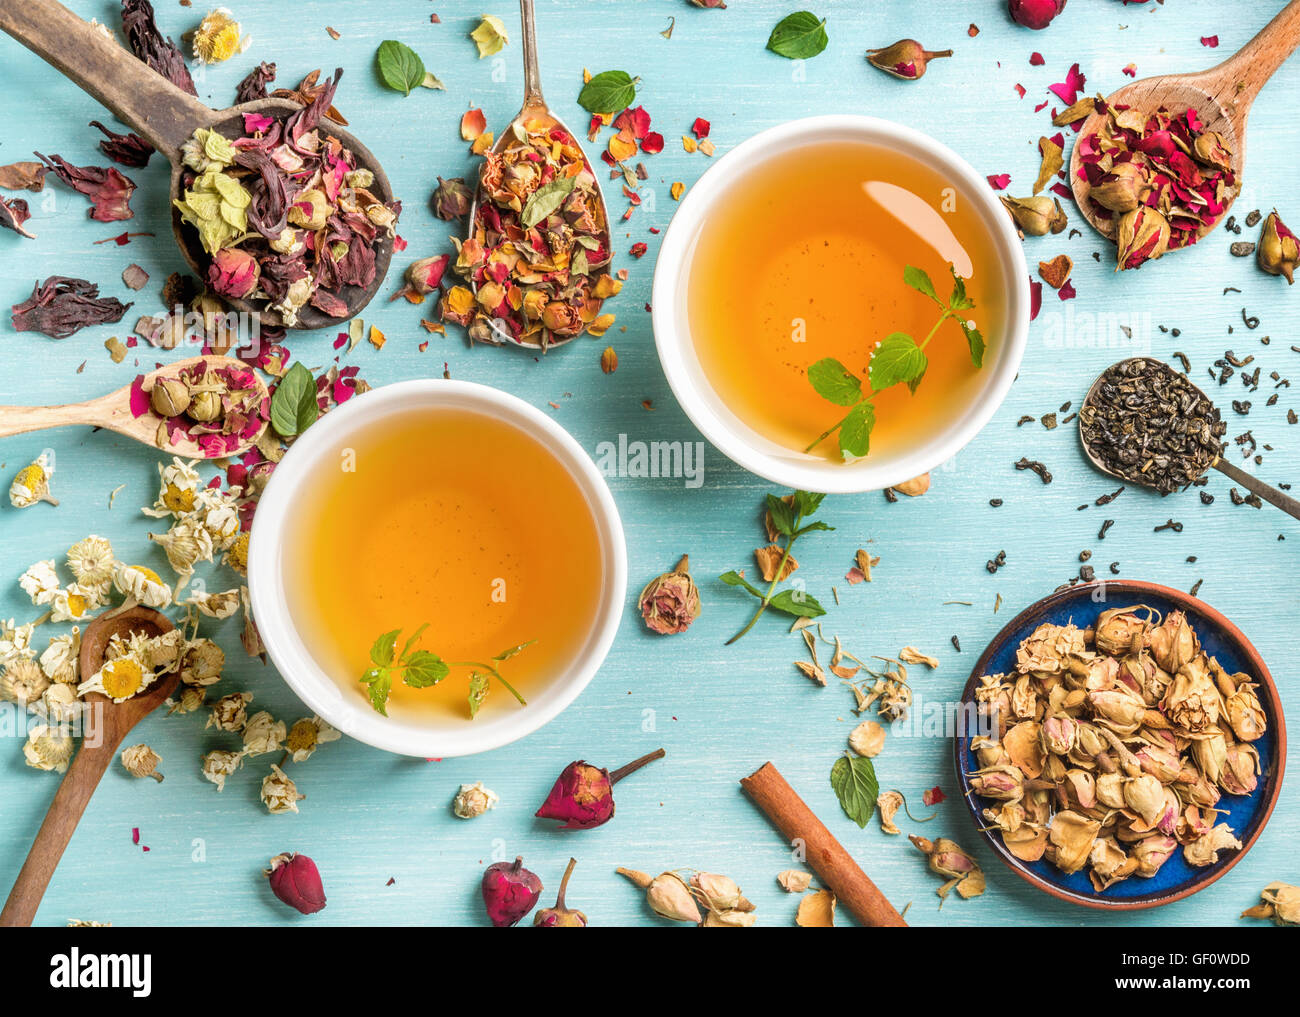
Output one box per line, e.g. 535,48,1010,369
89,121,154,168
121,0,197,96
0,195,35,239
35,153,136,222
11,276,132,339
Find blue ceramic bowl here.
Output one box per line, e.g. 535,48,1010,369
955,580,1285,909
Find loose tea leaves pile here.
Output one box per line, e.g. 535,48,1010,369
1079,358,1226,494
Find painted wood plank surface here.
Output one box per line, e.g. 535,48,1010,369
0,0,1296,927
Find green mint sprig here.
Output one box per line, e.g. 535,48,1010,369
805,264,984,460
720,490,832,644
361,626,534,719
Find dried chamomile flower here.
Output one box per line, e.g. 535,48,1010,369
67,535,115,590
453,781,500,819
184,588,241,620
848,720,886,758
169,684,206,715
2,658,50,705
149,516,214,579
9,454,57,508
225,532,250,576
18,560,61,606
208,691,253,731
50,584,103,624
261,764,304,814
1242,882,1300,926
66,919,111,927
240,585,264,658
37,683,82,725
241,710,286,755
113,563,172,609
795,888,836,927
78,654,154,703
23,724,74,773
194,488,242,551
191,8,249,64
180,638,225,686
200,748,244,791
776,870,813,893
121,743,164,782
285,715,340,762
0,619,37,665
141,458,202,519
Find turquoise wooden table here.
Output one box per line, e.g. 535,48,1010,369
1,0,1296,927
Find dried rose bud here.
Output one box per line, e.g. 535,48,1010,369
481,856,542,927
1000,194,1067,236
207,247,260,300
1115,206,1170,271
535,749,665,830
866,40,953,80
1146,610,1198,673
1192,131,1233,173
287,188,329,230
541,300,583,336
690,871,752,913
534,858,588,927
1093,605,1151,656
265,852,327,915
1241,882,1300,926
1258,210,1298,284
1131,834,1177,877
689,0,727,7
1008,0,1066,30
432,176,473,220
150,376,192,418
638,554,701,635
1089,161,1148,214
617,867,703,924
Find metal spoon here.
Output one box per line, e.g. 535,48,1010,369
1079,357,1300,521
1,606,177,927
466,0,612,349
0,0,396,330
0,355,270,459
1068,0,1300,246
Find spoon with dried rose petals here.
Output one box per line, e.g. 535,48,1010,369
1068,0,1300,249
1,607,177,927
1079,357,1300,522
0,0,396,329
465,0,613,349
0,355,270,460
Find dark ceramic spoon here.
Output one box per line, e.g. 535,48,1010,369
0,0,395,330
1080,357,1300,521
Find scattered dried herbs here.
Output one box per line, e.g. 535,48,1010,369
35,153,136,222
11,276,131,339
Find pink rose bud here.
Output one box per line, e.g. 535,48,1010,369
481,856,543,927
265,852,326,915
535,749,666,830
638,554,701,635
1008,0,1066,30
207,247,260,300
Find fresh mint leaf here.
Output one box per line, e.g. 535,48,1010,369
831,753,879,828
521,174,578,228
838,401,875,459
869,332,928,394
768,588,826,619
398,623,429,663
766,12,828,59
795,520,834,535
361,668,392,715
402,650,450,688
720,570,764,598
948,266,974,311
793,490,826,517
766,494,797,536
370,629,400,667
270,361,319,438
467,673,490,718
376,40,427,97
808,358,863,406
577,70,638,114
494,639,537,662
962,321,985,368
904,265,940,304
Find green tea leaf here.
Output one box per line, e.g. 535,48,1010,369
793,490,826,517
402,650,450,688
948,266,975,310
361,668,392,716
765,494,797,536
370,629,400,667
766,12,828,59
962,322,985,368
719,570,764,597
521,173,578,228
838,402,875,459
467,673,490,718
768,588,826,619
808,358,863,407
830,753,879,828
577,70,638,114
376,40,427,97
869,332,928,394
270,361,319,438
904,265,939,304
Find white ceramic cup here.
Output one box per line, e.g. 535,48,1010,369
652,114,1030,494
248,379,627,757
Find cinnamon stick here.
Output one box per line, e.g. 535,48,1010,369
740,761,907,928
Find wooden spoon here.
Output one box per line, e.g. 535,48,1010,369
1069,0,1300,244
0,0,395,330
0,607,177,927
1079,357,1300,521
466,0,612,349
0,355,269,459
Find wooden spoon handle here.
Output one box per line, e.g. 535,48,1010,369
1202,0,1300,114
0,739,119,927
1213,458,1300,521
0,401,109,440
0,0,211,161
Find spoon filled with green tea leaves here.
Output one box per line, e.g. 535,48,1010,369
0,0,397,329
1067,0,1300,259
1079,357,1300,521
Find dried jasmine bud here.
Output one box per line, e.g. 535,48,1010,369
1000,194,1067,236
534,858,588,927
616,867,702,924
265,852,327,914
865,39,953,80
150,376,192,418
637,555,701,635
1257,209,1298,284
120,743,164,782
1116,206,1171,271
481,856,543,927
452,781,499,819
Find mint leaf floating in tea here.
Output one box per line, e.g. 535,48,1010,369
375,40,427,96
722,491,831,644
269,362,319,438
535,749,666,829
360,627,533,718
766,11,829,60
831,752,879,828
577,70,639,115
805,263,984,460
